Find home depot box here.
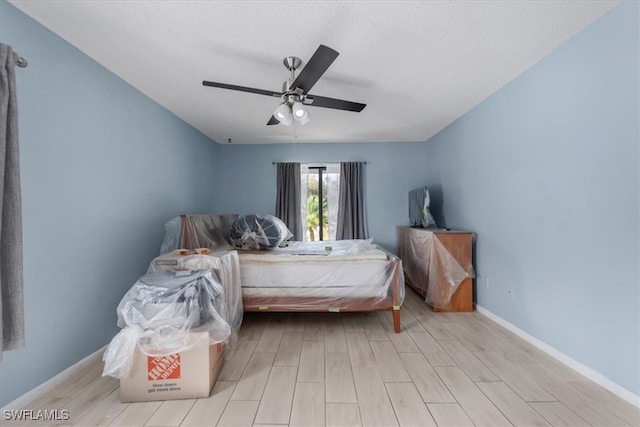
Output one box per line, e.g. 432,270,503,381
120,337,224,402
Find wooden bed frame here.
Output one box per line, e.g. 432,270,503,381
239,252,403,333
178,215,403,333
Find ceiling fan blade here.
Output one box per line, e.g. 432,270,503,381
267,115,280,125
202,81,282,98
289,45,339,94
304,94,366,112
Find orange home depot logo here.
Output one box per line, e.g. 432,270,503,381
147,354,181,380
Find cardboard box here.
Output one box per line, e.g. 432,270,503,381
120,335,224,402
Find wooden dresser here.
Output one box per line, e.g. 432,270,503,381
397,226,474,312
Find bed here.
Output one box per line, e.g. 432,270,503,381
162,214,405,333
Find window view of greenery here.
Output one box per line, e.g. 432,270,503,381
305,169,339,241
306,174,327,241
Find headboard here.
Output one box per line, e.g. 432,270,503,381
160,214,239,253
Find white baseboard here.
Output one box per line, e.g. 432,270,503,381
476,305,640,408
1,346,106,411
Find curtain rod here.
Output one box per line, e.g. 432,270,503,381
272,161,369,165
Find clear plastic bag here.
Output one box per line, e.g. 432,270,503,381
102,270,231,379
149,251,243,335
229,214,293,250
101,325,143,379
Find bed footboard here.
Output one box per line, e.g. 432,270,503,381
241,251,404,333
243,297,401,333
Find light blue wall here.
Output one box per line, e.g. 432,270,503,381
2,0,637,407
0,1,218,406
426,2,639,395
216,142,431,252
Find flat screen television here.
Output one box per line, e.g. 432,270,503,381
409,187,437,228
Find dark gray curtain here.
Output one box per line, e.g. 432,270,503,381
275,162,302,240
337,162,368,240
0,43,24,359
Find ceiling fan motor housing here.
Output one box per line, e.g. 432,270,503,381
280,81,305,105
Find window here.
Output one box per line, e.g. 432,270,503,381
300,163,340,241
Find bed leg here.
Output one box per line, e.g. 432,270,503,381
392,309,401,333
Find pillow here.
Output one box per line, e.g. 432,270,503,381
229,214,293,250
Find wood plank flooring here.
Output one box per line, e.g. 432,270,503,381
4,288,639,426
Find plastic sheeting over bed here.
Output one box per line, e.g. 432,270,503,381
160,214,238,254
162,214,406,332
237,239,404,313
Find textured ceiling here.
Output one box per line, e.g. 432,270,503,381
10,0,618,144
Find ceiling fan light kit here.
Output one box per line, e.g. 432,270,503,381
202,44,366,128
272,101,310,127
274,103,293,126
292,101,310,124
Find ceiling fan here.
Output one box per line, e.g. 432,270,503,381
202,45,366,126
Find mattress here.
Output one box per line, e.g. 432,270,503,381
242,286,387,299
238,240,393,291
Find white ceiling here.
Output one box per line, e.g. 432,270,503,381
10,0,618,144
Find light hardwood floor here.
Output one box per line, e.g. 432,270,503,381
4,288,639,427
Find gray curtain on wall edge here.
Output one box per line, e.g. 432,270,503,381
0,43,25,359
336,161,368,240
275,162,302,241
